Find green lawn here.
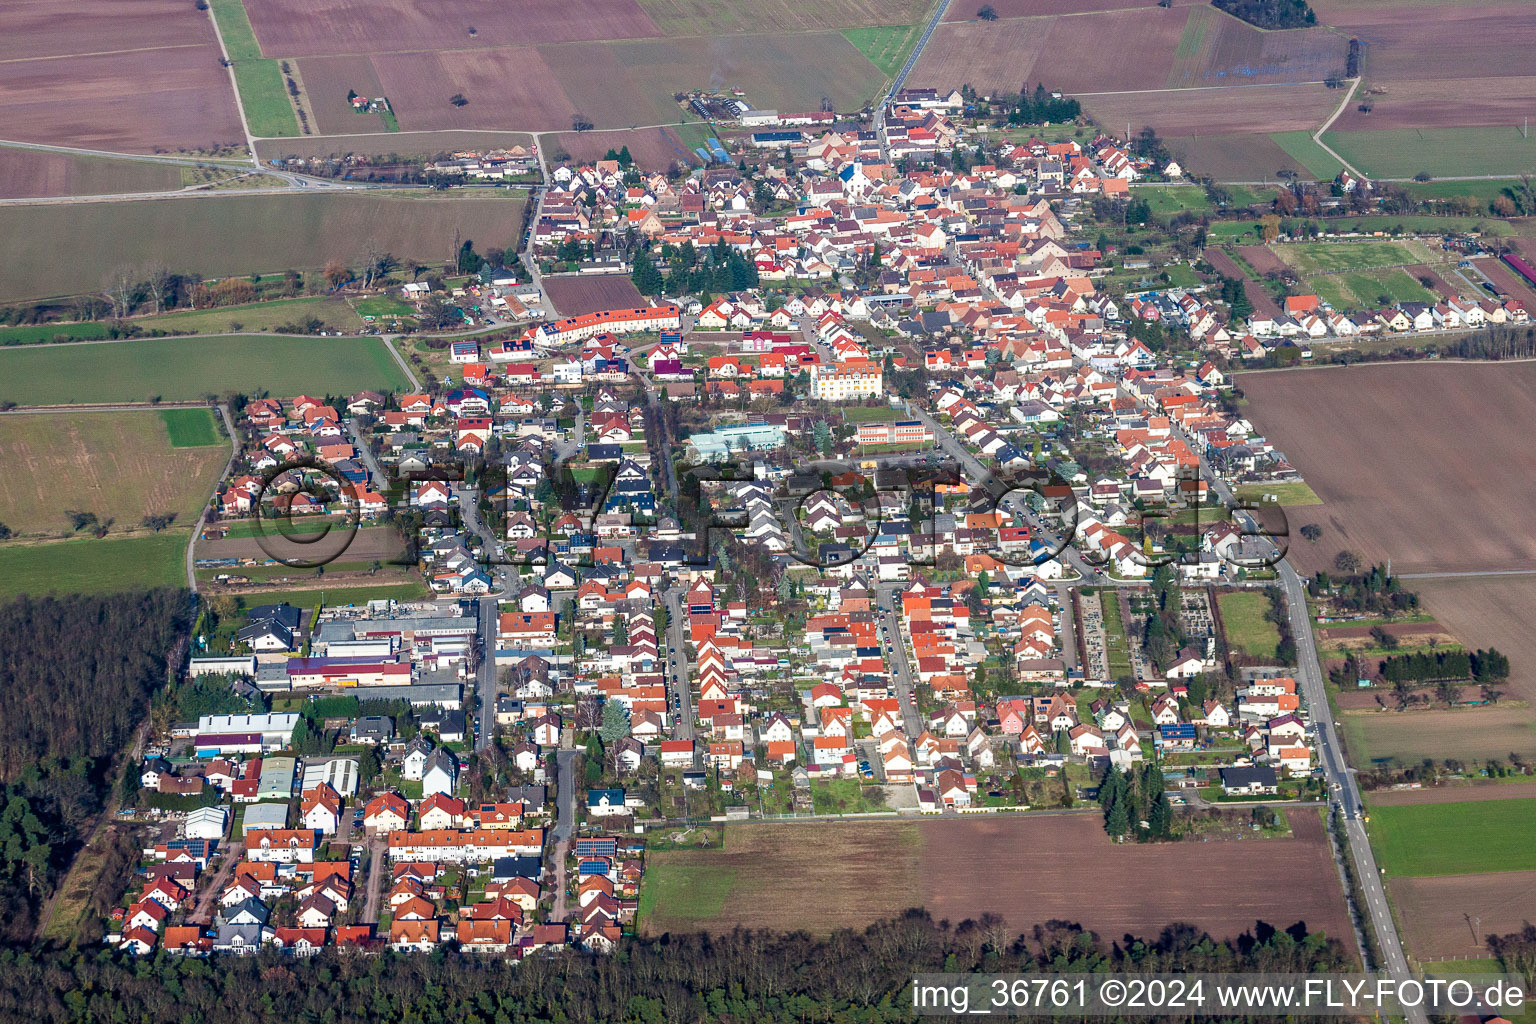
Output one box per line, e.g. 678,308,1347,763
209,0,299,138
1399,178,1522,203
1217,591,1281,660
160,408,221,447
0,334,409,405
0,534,188,598
352,296,416,319
1324,127,1536,180
1234,481,1322,506
1274,240,1424,274
636,859,736,926
136,297,364,335
1225,185,1280,208
1334,268,1437,308
1138,185,1210,216
0,321,112,346
1309,274,1354,311
1367,799,1536,876
841,406,901,422
1268,132,1345,179
809,778,886,814
841,24,923,79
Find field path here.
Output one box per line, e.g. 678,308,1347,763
186,404,240,590
1312,77,1362,178
202,3,259,164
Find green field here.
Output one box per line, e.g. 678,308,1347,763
636,860,736,926
1139,185,1210,216
1367,799,1536,877
841,406,901,422
1324,127,1536,180
1234,482,1323,506
1336,268,1437,308
351,296,416,319
0,192,528,303
160,408,221,448
0,321,112,346
1274,240,1425,274
1269,132,1345,179
1399,178,1523,203
841,24,923,78
1217,591,1282,660
209,0,299,138
136,297,365,335
0,534,188,598
0,335,409,405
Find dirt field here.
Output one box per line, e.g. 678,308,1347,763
1235,245,1290,277
0,45,244,154
1311,1,1536,84
643,814,1352,947
1392,870,1536,958
1318,621,1456,651
1081,84,1339,136
196,525,406,563
1367,780,1536,807
1471,257,1536,310
1239,363,1536,576
641,0,935,35
541,276,647,317
943,0,1202,18
294,55,387,135
0,412,227,538
243,0,659,56
1333,77,1536,132
1415,576,1536,703
1408,265,1459,300
1164,134,1313,182
1167,6,1347,89
550,128,697,172
370,47,579,132
1340,704,1536,767
1206,249,1282,317
0,150,183,200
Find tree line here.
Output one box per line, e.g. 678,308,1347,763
1007,84,1082,126
0,589,189,942
1099,760,1174,839
1374,647,1509,685
0,910,1353,1021
632,240,760,298
1213,0,1316,29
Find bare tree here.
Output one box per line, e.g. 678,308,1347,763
360,238,382,290
142,260,171,314
102,265,137,320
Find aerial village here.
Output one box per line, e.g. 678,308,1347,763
113,88,1501,961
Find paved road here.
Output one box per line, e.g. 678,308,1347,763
874,0,953,159
184,404,240,590
1193,441,1426,1021
452,484,512,754
874,582,923,736
346,419,390,492
660,587,696,742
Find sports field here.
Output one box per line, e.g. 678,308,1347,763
1310,269,1438,311
0,411,226,537
1367,799,1536,877
1272,240,1431,275
0,533,189,599
0,192,527,302
0,335,409,406
1217,591,1281,660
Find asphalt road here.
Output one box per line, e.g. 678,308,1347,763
874,582,923,735
661,587,695,742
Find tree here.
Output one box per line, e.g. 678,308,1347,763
1260,213,1282,243
1300,523,1322,542
977,4,998,19
599,700,629,744
449,93,468,107
140,513,175,533
1333,550,1362,575
813,420,833,455
358,744,382,781
323,259,351,289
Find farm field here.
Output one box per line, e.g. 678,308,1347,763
1415,576,1536,704
0,411,226,537
0,322,112,346
0,193,527,302
130,297,366,336
1268,131,1346,179
1311,268,1438,311
0,0,244,154
549,128,698,173
1083,84,1339,138
0,335,409,406
842,24,924,79
1340,704,1536,767
1216,591,1281,660
0,149,185,200
641,0,935,35
642,814,1351,944
541,276,647,316
1239,363,1536,576
1166,6,1346,89
0,533,189,599
1391,870,1536,959
1163,134,1316,182
1367,799,1536,877
1271,240,1432,274
1366,780,1536,807
1324,128,1536,180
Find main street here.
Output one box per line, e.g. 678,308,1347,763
1190,436,1426,1023
660,587,696,742
453,483,512,753
874,582,923,736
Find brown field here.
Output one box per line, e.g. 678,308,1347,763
1236,245,1290,276
541,275,647,317
1164,134,1312,182
643,815,1353,947
295,55,387,135
0,149,183,200
943,0,1201,17
545,34,883,130
1333,77,1536,132
1408,265,1458,300
1168,6,1347,89
0,0,220,61
196,524,407,564
0,45,243,154
1206,249,1282,316
641,0,935,35
243,0,659,56
255,130,535,163
549,128,698,172
1415,576,1536,704
1341,704,1536,766
1081,83,1339,136
1367,780,1536,807
911,8,1190,96
1239,363,1536,576
1392,870,1536,958
1309,2,1536,84
1471,257,1536,310
373,48,578,132
0,412,226,538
